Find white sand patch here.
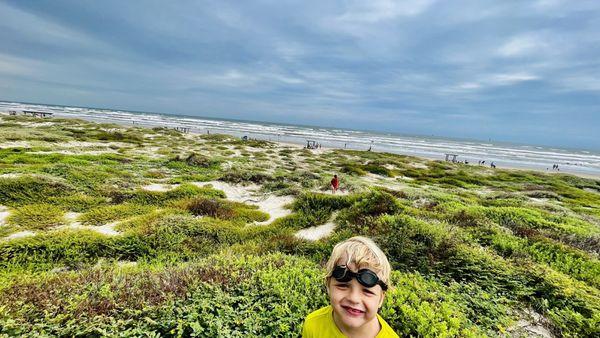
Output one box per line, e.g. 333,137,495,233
0,140,127,150
254,195,295,224
91,222,121,236
64,212,80,222
29,150,117,155
5,231,35,240
318,189,350,196
295,222,336,241
409,162,428,169
117,261,138,268
59,218,121,236
20,121,56,127
141,183,179,192
194,181,260,201
194,181,293,224
0,141,31,148
529,197,549,203
59,141,128,149
137,146,166,159
360,173,409,191
0,173,21,179
0,206,10,226
364,173,383,183
295,212,338,241
507,310,555,338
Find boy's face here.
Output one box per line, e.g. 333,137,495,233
327,259,385,333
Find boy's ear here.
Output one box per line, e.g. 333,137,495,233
377,291,385,309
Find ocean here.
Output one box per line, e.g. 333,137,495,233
1,100,599,178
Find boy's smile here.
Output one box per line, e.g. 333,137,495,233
342,305,365,317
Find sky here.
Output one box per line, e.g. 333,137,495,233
1,0,599,150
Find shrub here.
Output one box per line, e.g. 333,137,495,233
362,163,395,177
80,204,154,226
46,194,108,212
0,176,74,206
8,204,65,230
107,183,224,205
220,170,272,184
183,197,268,223
186,197,234,219
0,230,148,269
382,271,484,337
93,130,143,143
339,191,400,226
340,163,366,176
373,215,460,272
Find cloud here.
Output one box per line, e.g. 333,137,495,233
498,34,548,57
0,0,599,149
489,72,539,85
336,0,436,23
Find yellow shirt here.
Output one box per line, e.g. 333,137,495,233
302,306,399,338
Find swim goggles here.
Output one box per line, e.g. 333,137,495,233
331,265,388,291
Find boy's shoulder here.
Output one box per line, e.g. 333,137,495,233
377,314,399,338
303,306,345,338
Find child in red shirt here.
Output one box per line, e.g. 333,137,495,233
331,175,339,194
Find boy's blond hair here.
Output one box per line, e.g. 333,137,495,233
325,236,391,288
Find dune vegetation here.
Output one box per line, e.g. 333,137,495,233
0,114,598,337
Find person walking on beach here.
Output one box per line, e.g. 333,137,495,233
331,174,339,194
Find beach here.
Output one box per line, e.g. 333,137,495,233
0,111,599,337
2,101,599,178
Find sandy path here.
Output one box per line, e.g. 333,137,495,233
0,173,21,179
0,206,10,226
5,231,35,240
29,150,118,155
294,211,338,241
295,222,336,241
141,183,179,192
295,212,338,241
193,181,293,223
58,212,121,236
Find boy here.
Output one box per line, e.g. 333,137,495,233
302,236,398,338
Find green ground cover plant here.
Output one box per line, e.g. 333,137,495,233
7,204,66,230
1,115,599,337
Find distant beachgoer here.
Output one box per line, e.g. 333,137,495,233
490,162,496,168
331,174,339,194
344,143,347,148
368,145,372,152
481,160,485,165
